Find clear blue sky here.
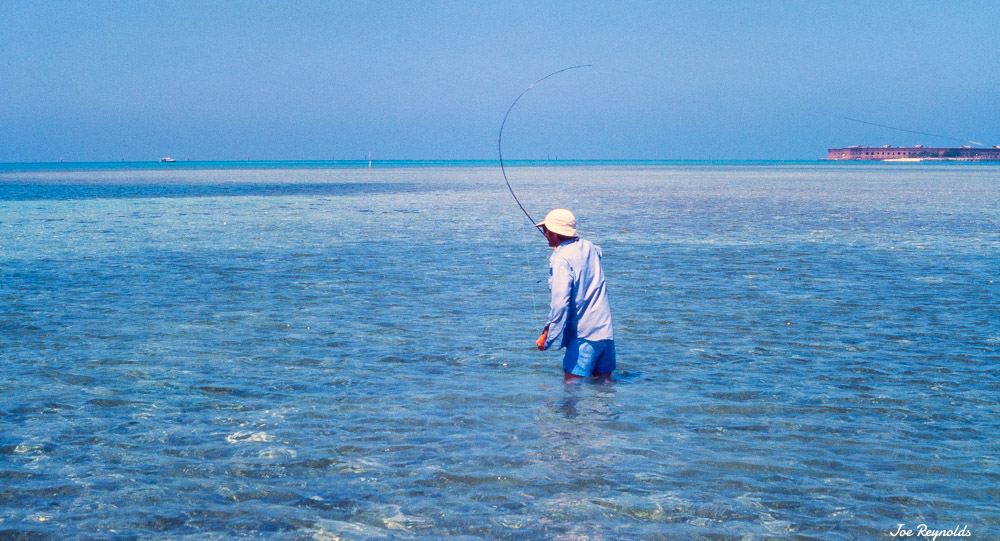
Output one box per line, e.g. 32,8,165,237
2,1,998,161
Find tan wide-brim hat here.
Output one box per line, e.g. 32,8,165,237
535,208,577,237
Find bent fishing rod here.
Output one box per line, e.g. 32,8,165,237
498,64,592,236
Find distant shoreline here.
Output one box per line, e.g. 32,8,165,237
3,159,999,172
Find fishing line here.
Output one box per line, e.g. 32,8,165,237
837,115,985,147
498,64,592,235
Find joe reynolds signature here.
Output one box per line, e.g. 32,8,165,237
890,524,971,540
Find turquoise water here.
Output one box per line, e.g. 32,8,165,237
0,159,815,172
1,163,998,539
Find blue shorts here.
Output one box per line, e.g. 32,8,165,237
563,339,616,377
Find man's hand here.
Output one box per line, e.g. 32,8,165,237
536,325,549,351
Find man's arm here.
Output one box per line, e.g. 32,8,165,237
542,257,572,350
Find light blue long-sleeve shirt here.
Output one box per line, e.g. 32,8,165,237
543,238,614,350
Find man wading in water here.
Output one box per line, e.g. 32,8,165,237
534,209,616,383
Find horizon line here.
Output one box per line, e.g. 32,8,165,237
2,157,834,166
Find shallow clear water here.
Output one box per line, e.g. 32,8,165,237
1,163,998,539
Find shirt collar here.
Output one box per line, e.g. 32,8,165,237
555,237,579,252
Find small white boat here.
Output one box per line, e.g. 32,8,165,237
159,157,176,163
